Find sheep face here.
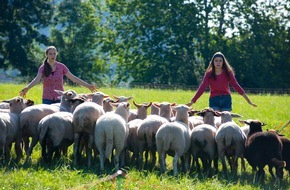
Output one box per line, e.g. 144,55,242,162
245,120,266,136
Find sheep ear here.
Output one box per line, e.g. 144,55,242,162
133,101,141,108
153,103,160,108
213,111,221,117
54,89,64,95
170,102,177,106
231,113,242,118
145,102,152,108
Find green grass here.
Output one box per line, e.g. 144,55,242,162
0,83,290,190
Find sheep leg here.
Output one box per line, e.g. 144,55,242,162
213,157,219,174
41,141,48,162
86,134,94,167
137,144,145,169
158,151,166,173
4,144,11,163
14,140,22,163
220,155,228,177
73,133,80,166
150,149,157,169
173,154,179,176
256,167,265,183
25,136,39,163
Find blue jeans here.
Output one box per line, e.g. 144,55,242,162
42,99,61,104
209,95,232,111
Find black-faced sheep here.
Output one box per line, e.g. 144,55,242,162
244,120,285,182
94,102,130,171
156,104,192,176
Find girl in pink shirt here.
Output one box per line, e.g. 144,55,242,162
20,46,97,104
187,52,257,111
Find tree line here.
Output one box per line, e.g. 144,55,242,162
0,0,289,88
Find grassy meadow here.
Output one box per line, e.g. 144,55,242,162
0,83,289,190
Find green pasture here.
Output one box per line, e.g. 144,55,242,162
0,83,289,190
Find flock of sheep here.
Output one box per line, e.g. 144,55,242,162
0,89,289,183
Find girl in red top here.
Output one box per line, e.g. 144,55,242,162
187,52,257,111
20,46,97,104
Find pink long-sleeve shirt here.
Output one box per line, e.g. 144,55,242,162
191,70,245,103
38,62,69,100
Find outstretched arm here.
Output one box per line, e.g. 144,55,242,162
65,71,98,92
20,73,42,97
242,93,257,107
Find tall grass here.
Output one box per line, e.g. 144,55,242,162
0,83,289,189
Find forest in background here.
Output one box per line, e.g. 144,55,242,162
0,0,289,88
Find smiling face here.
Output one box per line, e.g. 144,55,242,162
46,48,58,62
213,56,223,70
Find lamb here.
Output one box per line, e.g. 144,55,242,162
94,102,130,171
214,111,246,176
126,101,152,165
72,92,107,167
103,97,115,112
51,89,77,112
128,101,152,121
136,102,176,169
20,89,77,163
244,120,285,182
0,97,34,163
38,112,74,162
156,104,192,176
190,108,220,173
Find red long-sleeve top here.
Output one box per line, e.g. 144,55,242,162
191,70,245,103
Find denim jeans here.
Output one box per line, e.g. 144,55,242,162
209,95,232,111
42,99,61,104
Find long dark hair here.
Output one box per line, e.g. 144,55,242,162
43,46,57,77
206,52,234,80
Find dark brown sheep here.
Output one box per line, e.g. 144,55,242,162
244,120,285,182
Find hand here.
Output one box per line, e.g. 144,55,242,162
249,102,257,107
88,84,98,92
19,87,28,98
186,101,194,107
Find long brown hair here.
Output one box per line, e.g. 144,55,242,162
43,46,57,77
206,52,234,80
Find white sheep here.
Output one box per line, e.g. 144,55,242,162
20,89,77,163
128,101,152,121
190,108,220,173
156,104,192,176
103,97,115,112
126,101,152,165
215,111,246,176
0,97,34,163
72,92,107,167
136,102,176,169
38,112,74,162
94,102,130,171
51,89,77,112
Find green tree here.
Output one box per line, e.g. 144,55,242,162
49,0,108,85
104,1,205,85
0,0,52,76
